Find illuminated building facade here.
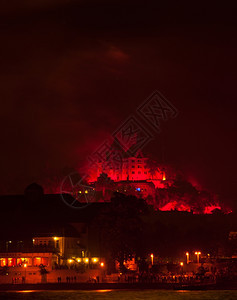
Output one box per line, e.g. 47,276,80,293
0,252,56,268
0,234,95,268
88,150,168,189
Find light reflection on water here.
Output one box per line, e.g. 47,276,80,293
0,290,237,300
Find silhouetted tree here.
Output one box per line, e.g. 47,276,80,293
93,193,148,273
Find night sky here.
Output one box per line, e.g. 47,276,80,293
1,1,236,209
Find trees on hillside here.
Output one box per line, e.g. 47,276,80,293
93,193,148,273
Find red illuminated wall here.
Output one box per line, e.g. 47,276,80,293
87,155,167,189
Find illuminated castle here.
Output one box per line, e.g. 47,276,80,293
88,150,168,188
71,139,223,213
82,139,173,203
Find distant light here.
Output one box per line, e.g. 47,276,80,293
180,262,184,266
85,190,88,194
68,259,73,263
32,239,35,242
92,257,98,263
79,191,82,194
77,258,81,263
84,258,89,263
150,253,154,265
136,188,141,191
24,264,27,268
100,262,104,267
9,241,12,244
53,237,58,241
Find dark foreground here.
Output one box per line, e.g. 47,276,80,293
0,281,237,291
1,290,237,300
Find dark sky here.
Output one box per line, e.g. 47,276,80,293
1,1,236,209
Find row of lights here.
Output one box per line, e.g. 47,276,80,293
186,251,201,264
67,257,104,267
150,251,202,266
177,252,202,266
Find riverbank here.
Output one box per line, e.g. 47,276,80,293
0,281,237,291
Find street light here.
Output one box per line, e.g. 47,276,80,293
24,264,27,283
150,254,154,266
186,252,190,264
84,258,89,263
53,237,59,249
180,262,184,274
195,251,201,264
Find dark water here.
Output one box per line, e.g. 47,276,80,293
0,290,237,300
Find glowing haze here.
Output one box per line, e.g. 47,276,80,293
0,1,236,211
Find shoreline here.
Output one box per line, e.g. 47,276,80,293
0,282,237,291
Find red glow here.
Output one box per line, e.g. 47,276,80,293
42,139,229,214
204,205,221,214
159,201,191,212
